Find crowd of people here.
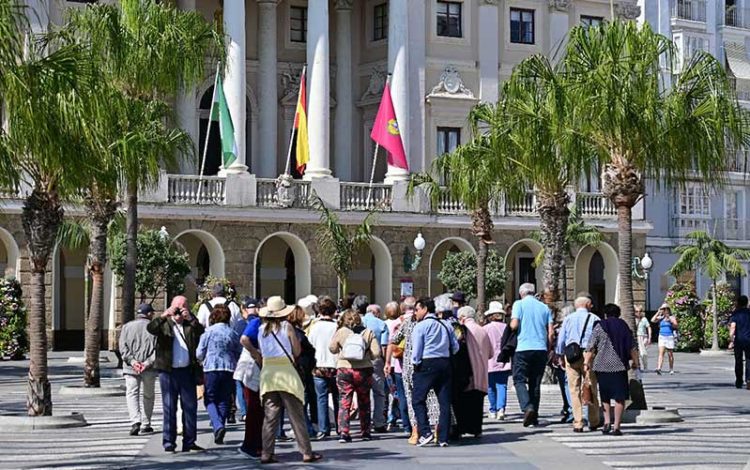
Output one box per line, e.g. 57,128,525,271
115,281,750,463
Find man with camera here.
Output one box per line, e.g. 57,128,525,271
147,295,206,453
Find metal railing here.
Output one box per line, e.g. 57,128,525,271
577,192,617,217
672,0,707,22
167,174,225,205
724,7,750,29
340,182,392,211
670,216,750,240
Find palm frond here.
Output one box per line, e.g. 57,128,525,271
57,219,91,251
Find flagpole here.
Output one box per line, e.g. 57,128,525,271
284,65,306,177
197,62,221,203
366,74,392,209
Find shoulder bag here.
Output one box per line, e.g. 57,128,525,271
564,314,594,364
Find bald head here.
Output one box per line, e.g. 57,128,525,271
574,296,592,310
171,295,188,310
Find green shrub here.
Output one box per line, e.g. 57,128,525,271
664,282,703,352
437,249,507,301
0,277,28,359
701,282,735,349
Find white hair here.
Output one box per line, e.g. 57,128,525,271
574,296,591,309
519,283,536,297
457,306,476,320
366,304,382,315
434,293,453,313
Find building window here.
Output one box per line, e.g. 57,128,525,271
437,1,462,38
437,127,461,157
510,8,535,44
678,184,711,217
581,15,604,28
373,3,388,41
290,6,307,43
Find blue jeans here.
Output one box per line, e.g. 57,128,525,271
393,372,410,432
487,370,511,413
313,375,339,434
204,371,234,433
159,367,197,450
235,380,247,417
412,358,452,443
512,350,548,413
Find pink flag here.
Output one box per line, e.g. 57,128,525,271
370,84,409,171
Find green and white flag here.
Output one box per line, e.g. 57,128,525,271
210,73,238,168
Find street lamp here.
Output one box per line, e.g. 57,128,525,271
403,233,426,272
631,252,653,280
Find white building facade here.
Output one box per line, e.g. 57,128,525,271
639,0,750,309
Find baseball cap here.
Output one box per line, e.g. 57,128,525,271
242,296,259,309
136,303,154,316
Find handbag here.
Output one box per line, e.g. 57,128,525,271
564,314,594,364
392,337,406,359
582,377,593,405
270,329,306,381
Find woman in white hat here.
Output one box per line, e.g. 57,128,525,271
651,304,678,375
257,296,322,464
483,301,512,420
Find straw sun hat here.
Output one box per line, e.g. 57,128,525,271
259,296,295,318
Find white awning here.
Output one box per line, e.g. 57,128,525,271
725,42,750,80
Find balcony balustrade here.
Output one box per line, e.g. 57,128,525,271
672,0,707,22
167,174,225,205
724,7,750,29
577,192,617,217
340,182,392,211
671,216,750,240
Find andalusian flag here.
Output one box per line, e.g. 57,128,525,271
210,73,238,168
293,67,309,175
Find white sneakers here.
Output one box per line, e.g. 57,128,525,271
497,410,506,421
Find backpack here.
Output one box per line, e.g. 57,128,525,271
341,329,367,361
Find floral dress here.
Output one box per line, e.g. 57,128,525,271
391,316,440,427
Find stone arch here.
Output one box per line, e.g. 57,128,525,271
428,237,476,296
349,236,393,306
254,231,312,303
504,239,544,302
174,229,226,302
574,242,619,312
0,226,20,277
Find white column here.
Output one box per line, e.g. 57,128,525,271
257,0,279,178
220,0,248,175
305,0,332,179
407,0,426,174
548,1,569,55
386,0,410,183
177,0,198,174
478,0,499,103
334,0,354,181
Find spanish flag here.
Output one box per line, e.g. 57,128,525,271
293,67,309,176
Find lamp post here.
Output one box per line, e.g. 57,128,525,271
632,252,653,311
403,233,426,273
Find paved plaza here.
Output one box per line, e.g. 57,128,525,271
1,348,749,469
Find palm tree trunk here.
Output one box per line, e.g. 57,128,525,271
712,280,719,351
538,191,570,305
476,240,488,314
471,206,494,314
616,203,635,332
83,198,117,387
22,188,63,416
122,183,138,325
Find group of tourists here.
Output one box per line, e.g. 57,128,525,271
115,280,750,463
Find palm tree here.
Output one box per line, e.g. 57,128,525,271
312,194,374,299
64,0,224,326
562,20,750,330
0,2,102,414
532,207,604,303
668,231,750,351
410,102,521,313
503,54,594,303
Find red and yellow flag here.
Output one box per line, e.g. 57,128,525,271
293,68,309,175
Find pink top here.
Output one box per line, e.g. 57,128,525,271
464,319,494,392
385,318,403,373
484,320,511,372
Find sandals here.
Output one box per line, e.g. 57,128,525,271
303,452,324,463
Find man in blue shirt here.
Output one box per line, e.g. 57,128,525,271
411,297,459,447
556,296,600,432
362,302,388,432
730,295,750,389
510,283,554,427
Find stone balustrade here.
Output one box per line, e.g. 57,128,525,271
577,192,617,217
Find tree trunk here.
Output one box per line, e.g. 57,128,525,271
122,183,138,325
711,280,719,351
476,239,488,314
616,203,635,332
470,206,494,314
537,190,570,306
21,188,63,416
83,197,117,387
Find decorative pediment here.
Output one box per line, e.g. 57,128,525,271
548,0,570,12
280,64,336,108
426,65,476,101
479,0,499,5
358,65,388,107
616,2,641,20
334,0,354,10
